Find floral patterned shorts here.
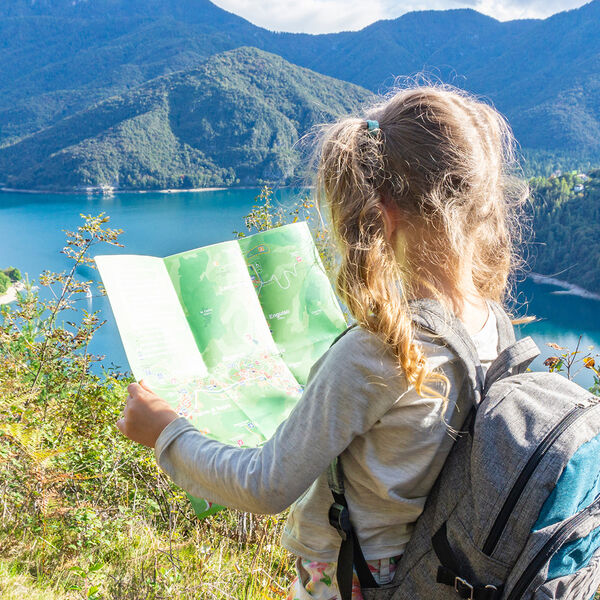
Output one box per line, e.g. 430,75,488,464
286,556,400,600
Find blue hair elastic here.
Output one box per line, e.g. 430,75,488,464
366,119,380,136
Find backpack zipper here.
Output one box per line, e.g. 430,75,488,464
482,403,597,556
505,492,600,600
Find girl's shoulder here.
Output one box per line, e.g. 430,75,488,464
306,324,401,391
324,323,458,362
308,324,454,390
310,323,466,389
320,324,394,367
302,325,408,420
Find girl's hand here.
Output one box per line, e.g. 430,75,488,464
116,380,179,448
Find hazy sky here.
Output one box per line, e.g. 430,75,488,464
211,0,591,33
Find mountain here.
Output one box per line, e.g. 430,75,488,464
0,0,271,145
0,47,373,190
0,1,599,168
462,2,600,153
265,2,600,156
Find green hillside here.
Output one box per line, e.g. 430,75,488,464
0,0,269,146
0,47,373,190
530,168,600,294
1,1,600,162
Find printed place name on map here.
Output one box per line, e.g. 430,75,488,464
268,309,290,320
192,403,233,417
219,282,246,292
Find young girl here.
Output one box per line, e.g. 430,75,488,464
117,84,528,599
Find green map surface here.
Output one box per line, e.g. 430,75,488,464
95,223,346,517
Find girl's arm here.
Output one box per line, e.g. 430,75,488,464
124,328,408,514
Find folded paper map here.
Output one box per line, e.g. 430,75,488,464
95,222,346,517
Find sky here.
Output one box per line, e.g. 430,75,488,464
210,0,591,34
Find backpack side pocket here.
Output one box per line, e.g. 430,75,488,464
531,548,600,600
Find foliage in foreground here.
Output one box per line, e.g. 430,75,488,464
0,211,294,599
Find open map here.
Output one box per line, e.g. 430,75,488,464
95,223,347,517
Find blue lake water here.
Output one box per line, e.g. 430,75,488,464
1,189,599,388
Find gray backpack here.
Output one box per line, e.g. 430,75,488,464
328,299,600,600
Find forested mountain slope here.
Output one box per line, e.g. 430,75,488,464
530,169,600,293
0,0,271,144
0,47,373,190
1,0,599,159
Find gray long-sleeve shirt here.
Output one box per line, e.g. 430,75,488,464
155,309,499,561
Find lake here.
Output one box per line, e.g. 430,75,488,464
1,188,599,388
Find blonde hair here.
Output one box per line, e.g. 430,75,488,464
315,84,529,396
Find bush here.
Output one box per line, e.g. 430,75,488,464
0,271,10,294
0,211,294,599
4,266,22,282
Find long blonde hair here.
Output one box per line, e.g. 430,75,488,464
315,84,529,395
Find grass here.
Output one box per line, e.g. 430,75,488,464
0,506,294,599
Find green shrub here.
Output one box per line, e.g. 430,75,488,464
0,271,10,294
0,210,295,599
4,266,21,282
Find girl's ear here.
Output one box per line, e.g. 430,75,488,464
379,197,401,243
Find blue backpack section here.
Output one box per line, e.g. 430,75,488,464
534,432,600,582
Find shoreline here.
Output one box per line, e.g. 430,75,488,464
0,185,301,195
528,273,600,301
0,281,25,305
137,187,226,194
0,186,231,195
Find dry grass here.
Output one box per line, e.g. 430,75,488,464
0,509,294,599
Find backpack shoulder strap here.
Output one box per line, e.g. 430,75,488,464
484,302,540,393
488,300,517,351
409,298,485,407
483,337,540,394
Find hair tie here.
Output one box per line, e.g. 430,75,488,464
366,120,380,136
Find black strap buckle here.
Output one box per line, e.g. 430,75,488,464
328,502,351,541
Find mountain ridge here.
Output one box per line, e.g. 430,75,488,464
0,47,374,190
0,0,599,170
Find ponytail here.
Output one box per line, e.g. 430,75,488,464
317,118,448,398
315,85,528,399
